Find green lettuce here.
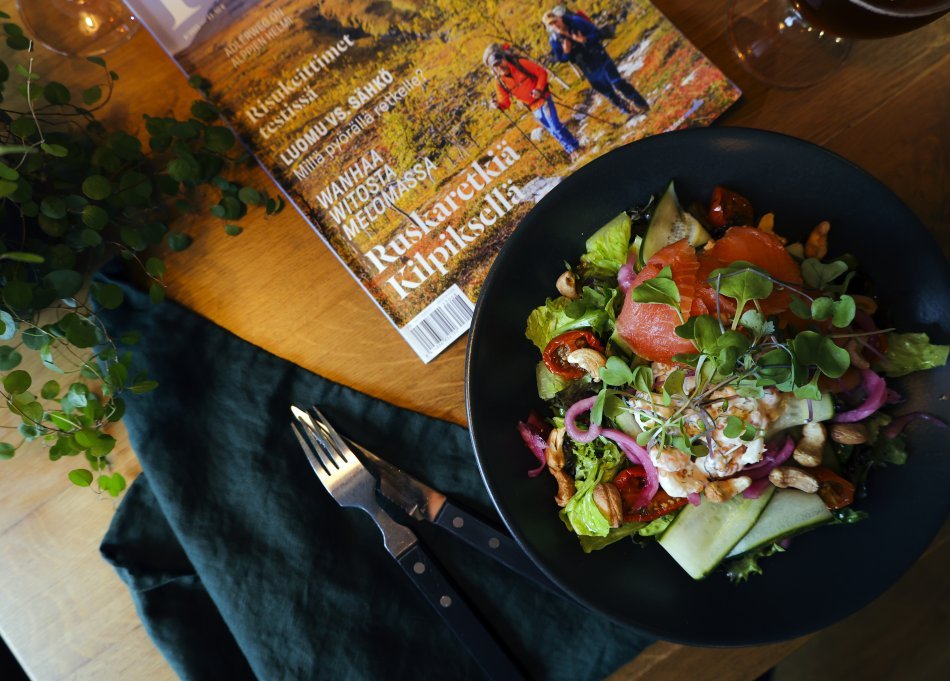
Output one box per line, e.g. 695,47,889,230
561,474,610,537
579,212,631,278
559,439,626,537
525,296,609,351
638,513,676,537
878,332,948,377
535,361,569,400
578,522,645,553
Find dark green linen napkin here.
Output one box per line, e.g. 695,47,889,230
97,272,655,681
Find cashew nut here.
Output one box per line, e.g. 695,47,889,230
593,483,623,528
768,466,819,493
550,468,576,507
792,421,826,467
556,271,579,299
566,348,606,382
545,427,566,470
544,427,575,507
829,422,869,445
805,221,830,259
757,213,786,243
704,476,752,503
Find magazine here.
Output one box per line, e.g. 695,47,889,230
125,0,741,361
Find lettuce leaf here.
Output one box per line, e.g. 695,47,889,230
560,439,626,538
525,296,609,351
561,475,610,537
579,212,631,278
878,332,949,377
535,361,569,400
578,522,645,553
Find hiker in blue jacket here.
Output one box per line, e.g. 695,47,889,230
543,7,650,115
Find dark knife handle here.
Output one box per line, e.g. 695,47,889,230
396,543,527,681
433,501,561,594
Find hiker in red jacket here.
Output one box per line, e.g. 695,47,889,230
484,44,579,156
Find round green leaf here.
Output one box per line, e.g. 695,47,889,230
82,85,102,105
7,34,31,50
81,228,103,246
91,282,124,310
0,442,14,459
0,179,17,197
237,186,261,205
40,142,69,158
21,327,46,350
81,205,109,230
2,280,33,309
43,269,84,299
204,126,235,152
149,282,165,304
167,232,192,252
43,82,71,105
224,224,243,236
0,346,22,370
10,116,36,137
41,380,61,400
68,469,93,487
3,369,31,394
82,175,112,200
40,196,67,219
1,310,17,341
145,257,165,278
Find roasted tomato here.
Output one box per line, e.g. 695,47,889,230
542,330,604,380
708,186,754,229
612,467,687,522
812,466,856,509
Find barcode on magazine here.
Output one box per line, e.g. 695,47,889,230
401,285,475,363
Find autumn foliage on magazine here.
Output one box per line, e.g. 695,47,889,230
130,0,739,359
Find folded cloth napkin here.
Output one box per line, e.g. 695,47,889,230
97,273,655,681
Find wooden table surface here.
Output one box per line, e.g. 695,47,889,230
0,2,947,679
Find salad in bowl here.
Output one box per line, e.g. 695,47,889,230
518,182,948,581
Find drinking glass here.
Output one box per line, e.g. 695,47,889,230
728,0,950,89
17,0,138,57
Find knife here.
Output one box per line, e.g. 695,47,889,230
347,439,561,595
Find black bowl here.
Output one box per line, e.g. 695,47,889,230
465,127,950,645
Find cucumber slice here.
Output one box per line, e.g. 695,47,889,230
657,488,774,580
639,182,711,267
726,489,832,558
766,393,834,438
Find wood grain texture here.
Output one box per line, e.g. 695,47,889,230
0,1,946,679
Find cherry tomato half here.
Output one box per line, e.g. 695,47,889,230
812,466,856,510
612,467,687,523
708,186,754,229
542,330,604,380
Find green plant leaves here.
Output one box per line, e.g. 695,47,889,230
3,369,31,394
801,258,849,290
68,469,93,487
599,356,635,386
631,265,680,309
82,174,112,200
43,269,84,298
0,310,16,340
791,330,851,378
0,346,22,370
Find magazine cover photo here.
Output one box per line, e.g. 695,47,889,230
137,0,741,360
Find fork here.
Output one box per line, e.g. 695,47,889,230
291,405,527,681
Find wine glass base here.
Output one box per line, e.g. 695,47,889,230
728,0,852,89
17,0,139,57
